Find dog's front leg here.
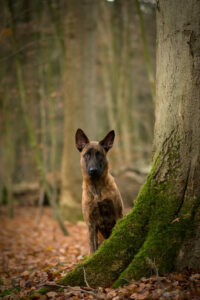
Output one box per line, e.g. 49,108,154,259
89,225,98,254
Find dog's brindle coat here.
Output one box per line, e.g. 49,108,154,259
75,129,123,254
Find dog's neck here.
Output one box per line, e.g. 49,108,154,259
83,172,113,200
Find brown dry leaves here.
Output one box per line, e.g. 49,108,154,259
0,207,200,299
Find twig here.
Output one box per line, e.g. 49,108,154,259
146,257,159,277
38,283,101,299
121,277,131,284
83,266,90,288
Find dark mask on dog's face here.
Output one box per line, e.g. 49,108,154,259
75,128,115,179
83,147,106,178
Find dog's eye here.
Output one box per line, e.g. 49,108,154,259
84,152,90,159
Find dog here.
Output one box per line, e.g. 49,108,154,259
75,128,123,254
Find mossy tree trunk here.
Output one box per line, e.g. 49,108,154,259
59,0,200,287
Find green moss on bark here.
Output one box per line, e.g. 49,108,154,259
113,216,194,287
59,155,198,288
113,187,198,287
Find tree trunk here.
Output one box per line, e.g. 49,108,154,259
59,0,200,287
60,0,97,220
6,0,68,236
135,0,155,103
3,90,14,218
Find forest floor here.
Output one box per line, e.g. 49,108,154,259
0,207,200,299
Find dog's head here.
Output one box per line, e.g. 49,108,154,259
75,129,115,179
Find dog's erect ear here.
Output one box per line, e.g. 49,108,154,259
75,129,89,152
99,130,115,152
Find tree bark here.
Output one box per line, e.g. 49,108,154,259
155,0,200,271
58,0,200,287
60,0,97,220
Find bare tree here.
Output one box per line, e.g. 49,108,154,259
6,0,68,235
2,90,14,218
60,0,97,220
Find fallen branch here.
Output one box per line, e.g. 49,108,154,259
121,277,131,284
37,282,101,299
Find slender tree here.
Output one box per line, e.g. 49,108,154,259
135,0,155,103
3,90,14,218
6,0,68,235
60,0,97,220
99,0,133,166
98,2,123,168
34,1,48,224
56,0,200,287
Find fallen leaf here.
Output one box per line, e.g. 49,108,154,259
46,291,58,298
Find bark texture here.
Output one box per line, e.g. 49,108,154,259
59,0,200,287
155,0,200,270
60,0,97,220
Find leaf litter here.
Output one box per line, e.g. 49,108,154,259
0,207,200,299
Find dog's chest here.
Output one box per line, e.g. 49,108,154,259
83,180,115,220
85,186,116,223
90,198,114,220
90,197,116,238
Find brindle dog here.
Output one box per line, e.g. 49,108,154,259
75,129,123,254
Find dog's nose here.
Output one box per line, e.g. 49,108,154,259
89,167,98,176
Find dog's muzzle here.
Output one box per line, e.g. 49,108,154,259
88,167,100,177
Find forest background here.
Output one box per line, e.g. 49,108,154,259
0,0,155,221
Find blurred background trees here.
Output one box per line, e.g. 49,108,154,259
60,0,98,220
0,0,155,222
